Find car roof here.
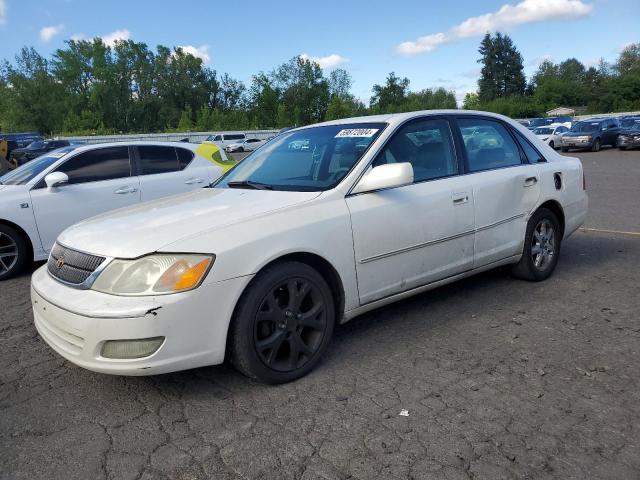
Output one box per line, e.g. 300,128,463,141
303,110,516,130
62,141,201,155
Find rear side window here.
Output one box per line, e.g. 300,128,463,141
458,118,522,172
138,146,179,175
57,146,131,184
512,129,545,163
176,148,194,169
373,118,457,183
224,134,245,141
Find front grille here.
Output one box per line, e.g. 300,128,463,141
48,243,105,286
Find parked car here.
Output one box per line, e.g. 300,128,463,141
225,138,267,153
30,110,588,383
560,118,620,152
548,116,573,127
0,141,230,280
617,120,640,150
619,116,640,129
527,118,554,130
204,133,246,149
9,140,71,168
0,132,43,149
533,124,569,149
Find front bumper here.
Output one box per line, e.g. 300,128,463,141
617,136,640,148
31,265,251,376
561,138,592,149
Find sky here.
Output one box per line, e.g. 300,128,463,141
0,0,638,104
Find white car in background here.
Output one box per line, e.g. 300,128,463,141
533,124,569,149
0,141,230,280
31,111,587,383
225,138,267,153
203,133,246,149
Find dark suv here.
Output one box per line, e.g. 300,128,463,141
560,118,620,152
9,139,71,167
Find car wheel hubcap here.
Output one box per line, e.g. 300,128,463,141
254,277,327,372
531,219,555,270
0,233,18,275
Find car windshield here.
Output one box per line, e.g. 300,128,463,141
215,123,386,192
0,146,75,185
534,128,554,135
529,119,551,127
570,122,600,133
27,141,46,149
621,118,640,128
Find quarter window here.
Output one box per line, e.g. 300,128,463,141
138,146,179,175
512,129,545,163
176,148,194,169
57,147,131,184
373,118,457,183
458,119,522,172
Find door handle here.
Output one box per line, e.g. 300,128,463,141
114,186,137,194
452,193,469,205
185,177,204,185
524,176,538,187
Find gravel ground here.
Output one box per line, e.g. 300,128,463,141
1,147,639,480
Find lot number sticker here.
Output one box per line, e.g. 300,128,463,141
335,128,379,138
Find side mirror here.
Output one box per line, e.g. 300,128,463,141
44,171,69,189
352,163,414,194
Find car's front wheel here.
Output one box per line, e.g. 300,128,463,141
549,140,555,149
228,261,335,383
591,138,601,152
0,224,28,281
511,208,561,282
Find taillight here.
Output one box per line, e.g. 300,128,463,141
583,172,587,190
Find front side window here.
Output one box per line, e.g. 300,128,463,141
216,123,386,191
57,146,131,184
138,146,179,175
373,118,457,183
225,134,245,141
458,118,522,172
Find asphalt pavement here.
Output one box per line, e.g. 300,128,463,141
1,147,639,480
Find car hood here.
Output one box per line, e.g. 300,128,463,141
563,131,596,137
620,128,640,135
57,188,322,258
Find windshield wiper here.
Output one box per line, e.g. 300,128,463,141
227,180,273,190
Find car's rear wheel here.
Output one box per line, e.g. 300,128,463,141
591,138,601,152
561,147,569,152
0,224,28,281
511,208,561,282
228,261,335,384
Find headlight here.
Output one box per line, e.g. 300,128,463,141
92,254,214,296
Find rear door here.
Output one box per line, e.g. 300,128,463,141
29,146,139,252
135,145,211,202
454,116,541,268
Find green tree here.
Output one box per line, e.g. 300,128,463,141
462,92,480,110
477,33,526,102
370,72,410,113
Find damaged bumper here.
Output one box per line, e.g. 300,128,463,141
31,265,250,375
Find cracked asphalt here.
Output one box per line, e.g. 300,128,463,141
1,148,639,480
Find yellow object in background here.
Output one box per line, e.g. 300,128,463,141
195,143,236,172
0,140,7,161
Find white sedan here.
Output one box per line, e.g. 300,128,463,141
0,141,230,280
31,111,588,383
225,138,267,153
533,124,569,149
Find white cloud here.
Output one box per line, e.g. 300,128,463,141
526,54,554,67
0,0,6,25
101,29,131,47
177,45,211,64
397,0,593,56
70,33,86,41
300,53,349,69
39,24,65,42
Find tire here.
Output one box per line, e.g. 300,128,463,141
511,208,561,282
0,224,29,281
591,138,601,152
548,140,554,149
561,147,569,152
228,261,336,384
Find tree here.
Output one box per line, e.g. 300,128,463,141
616,43,640,75
462,92,480,110
370,72,410,113
477,33,525,102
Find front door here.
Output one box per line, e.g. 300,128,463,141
29,146,139,252
346,117,475,305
